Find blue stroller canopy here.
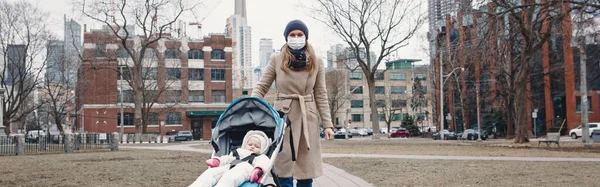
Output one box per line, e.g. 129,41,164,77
212,97,284,149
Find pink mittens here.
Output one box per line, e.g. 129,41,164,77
206,158,220,168
250,167,264,182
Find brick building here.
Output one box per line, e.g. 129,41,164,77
77,28,233,140
429,2,600,135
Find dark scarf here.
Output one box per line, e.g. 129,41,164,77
288,47,311,71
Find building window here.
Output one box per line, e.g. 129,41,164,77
375,86,385,94
118,66,131,80
117,113,135,126
390,73,406,80
376,100,386,107
165,90,181,103
117,46,128,58
375,72,385,80
188,49,204,59
148,112,158,125
189,90,204,103
351,86,363,94
143,90,158,103
576,96,593,112
165,48,180,59
117,90,134,103
166,68,181,80
351,114,363,122
413,74,427,80
143,48,157,59
378,113,385,121
392,100,407,108
96,44,106,57
351,100,363,108
142,67,157,80
211,49,225,60
212,90,226,103
164,48,180,59
166,112,182,125
391,86,406,94
349,72,362,80
392,113,402,121
211,69,225,81
189,68,204,80
242,90,248,95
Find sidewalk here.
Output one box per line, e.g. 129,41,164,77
121,143,374,187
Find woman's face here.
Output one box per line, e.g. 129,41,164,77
287,30,305,39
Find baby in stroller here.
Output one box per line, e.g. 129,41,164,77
189,130,272,187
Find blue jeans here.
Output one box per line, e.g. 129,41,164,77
278,177,313,187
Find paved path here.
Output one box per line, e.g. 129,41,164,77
121,143,374,187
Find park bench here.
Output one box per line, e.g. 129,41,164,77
538,133,560,149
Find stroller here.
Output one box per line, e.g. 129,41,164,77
210,97,289,187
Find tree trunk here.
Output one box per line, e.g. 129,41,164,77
134,65,144,143
367,76,380,139
513,55,531,143
3,119,9,135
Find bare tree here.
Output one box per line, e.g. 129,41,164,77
325,69,348,127
0,1,51,135
378,93,405,135
482,0,568,143
310,0,426,138
75,0,198,140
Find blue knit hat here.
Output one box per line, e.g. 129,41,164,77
284,20,309,41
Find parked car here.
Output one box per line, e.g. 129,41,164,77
351,128,368,137
166,131,178,142
569,123,600,139
26,130,46,143
380,128,388,134
173,131,193,141
459,129,487,140
366,128,373,136
433,130,457,140
334,131,352,139
388,128,410,138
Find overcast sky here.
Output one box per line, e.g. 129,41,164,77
20,0,430,67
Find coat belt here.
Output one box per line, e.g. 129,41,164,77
276,93,314,150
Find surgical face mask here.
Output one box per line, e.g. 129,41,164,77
287,36,306,50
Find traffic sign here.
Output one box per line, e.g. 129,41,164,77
348,119,352,124
532,112,537,119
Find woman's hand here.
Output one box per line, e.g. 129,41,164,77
324,127,335,140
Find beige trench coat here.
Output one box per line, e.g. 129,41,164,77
251,53,333,180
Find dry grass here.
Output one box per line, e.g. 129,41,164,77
323,157,600,187
320,139,600,158
0,150,209,187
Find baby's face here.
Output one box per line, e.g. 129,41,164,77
246,137,261,154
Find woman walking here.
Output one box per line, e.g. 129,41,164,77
252,19,335,187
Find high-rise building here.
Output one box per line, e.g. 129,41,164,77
259,38,273,68
46,15,81,87
226,0,253,89
326,44,345,69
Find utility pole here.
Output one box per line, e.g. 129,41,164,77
576,9,591,147
439,50,445,140
119,66,125,143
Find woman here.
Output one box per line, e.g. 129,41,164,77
251,19,335,187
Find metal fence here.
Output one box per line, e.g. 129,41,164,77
73,133,112,152
17,133,115,155
0,136,16,156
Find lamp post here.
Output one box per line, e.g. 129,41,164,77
119,66,124,143
439,50,464,140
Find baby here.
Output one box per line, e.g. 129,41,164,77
189,130,271,187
